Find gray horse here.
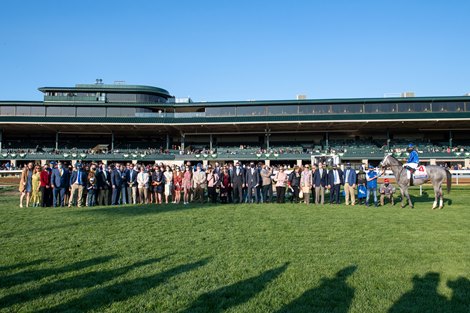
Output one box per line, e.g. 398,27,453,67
380,154,451,209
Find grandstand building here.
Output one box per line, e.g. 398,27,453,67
1,81,470,168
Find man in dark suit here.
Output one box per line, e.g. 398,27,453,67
231,162,245,203
313,162,328,205
51,161,70,207
111,163,123,205
126,163,138,205
245,162,259,203
327,164,344,204
68,163,88,207
96,164,111,206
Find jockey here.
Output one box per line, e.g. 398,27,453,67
403,143,419,173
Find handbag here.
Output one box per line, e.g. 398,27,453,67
299,190,304,199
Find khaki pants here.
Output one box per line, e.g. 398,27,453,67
128,186,138,205
138,187,148,204
380,193,394,206
315,186,325,205
69,184,84,207
98,189,109,206
344,183,356,205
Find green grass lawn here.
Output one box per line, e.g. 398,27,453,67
0,186,469,312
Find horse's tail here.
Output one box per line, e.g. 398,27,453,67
446,169,452,194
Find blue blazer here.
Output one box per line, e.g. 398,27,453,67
111,169,123,188
313,169,328,187
342,168,357,185
69,170,88,187
126,169,138,187
327,169,344,186
51,168,70,188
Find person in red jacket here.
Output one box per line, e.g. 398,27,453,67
39,164,51,207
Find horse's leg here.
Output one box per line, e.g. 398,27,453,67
432,183,439,210
404,187,413,208
439,185,444,209
400,187,406,208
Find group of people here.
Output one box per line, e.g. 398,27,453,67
18,160,397,208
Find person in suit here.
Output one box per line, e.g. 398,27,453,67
192,164,207,203
288,166,301,203
313,162,328,205
342,162,357,206
126,163,138,205
327,164,344,204
120,164,129,204
231,162,245,203
68,163,88,207
96,164,111,206
260,164,273,203
111,163,123,205
137,165,149,204
51,161,70,207
245,162,259,203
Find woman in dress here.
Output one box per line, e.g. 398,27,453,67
30,165,42,207
182,165,192,205
163,166,173,204
219,167,232,204
19,162,34,208
152,166,164,204
173,166,183,204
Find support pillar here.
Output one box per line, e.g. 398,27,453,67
362,159,369,169
55,132,59,151
10,159,17,169
465,158,470,169
430,158,436,165
297,160,302,166
325,132,329,149
0,128,3,152
181,133,185,151
265,159,271,167
41,160,47,166
265,128,270,150
111,132,115,151
449,130,453,148
166,134,170,150
202,159,208,168
209,134,213,151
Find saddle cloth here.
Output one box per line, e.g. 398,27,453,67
413,165,428,180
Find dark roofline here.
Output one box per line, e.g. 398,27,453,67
38,84,172,98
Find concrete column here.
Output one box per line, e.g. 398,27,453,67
465,158,470,169
209,134,213,151
166,134,170,150
233,160,239,165
265,159,271,167
181,133,185,151
132,160,138,165
430,158,436,165
41,160,47,166
55,132,59,151
362,159,369,169
325,132,329,149
297,160,302,166
10,159,17,168
203,159,208,168
102,160,108,165
111,132,115,151
0,128,3,152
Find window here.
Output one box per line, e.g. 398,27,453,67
397,102,431,112
364,103,397,113
47,106,76,116
236,106,266,116
267,105,298,115
107,107,136,117
0,106,15,116
331,104,363,113
77,107,106,117
206,107,236,117
432,102,465,112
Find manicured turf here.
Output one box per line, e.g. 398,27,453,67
0,186,469,312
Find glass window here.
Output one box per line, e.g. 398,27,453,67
47,106,76,116
267,105,298,115
106,93,137,103
16,106,31,115
311,104,331,114
364,103,397,113
236,106,266,116
397,102,431,112
30,107,46,116
331,104,363,113
107,107,136,117
77,107,106,117
206,107,236,117
0,106,15,115
432,102,465,112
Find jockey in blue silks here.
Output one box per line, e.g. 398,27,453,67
403,143,419,172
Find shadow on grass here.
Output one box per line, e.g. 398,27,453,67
0,259,49,272
2,222,81,238
0,255,168,310
0,255,115,289
181,262,289,313
389,272,470,313
275,265,357,313
36,257,210,313
67,203,215,217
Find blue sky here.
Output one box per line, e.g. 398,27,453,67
1,1,469,101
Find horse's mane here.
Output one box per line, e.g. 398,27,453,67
385,154,402,166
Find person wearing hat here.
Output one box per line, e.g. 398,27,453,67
403,143,419,173
342,162,357,206
380,178,395,206
366,164,379,207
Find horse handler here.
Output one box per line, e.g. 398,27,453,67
380,178,395,206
